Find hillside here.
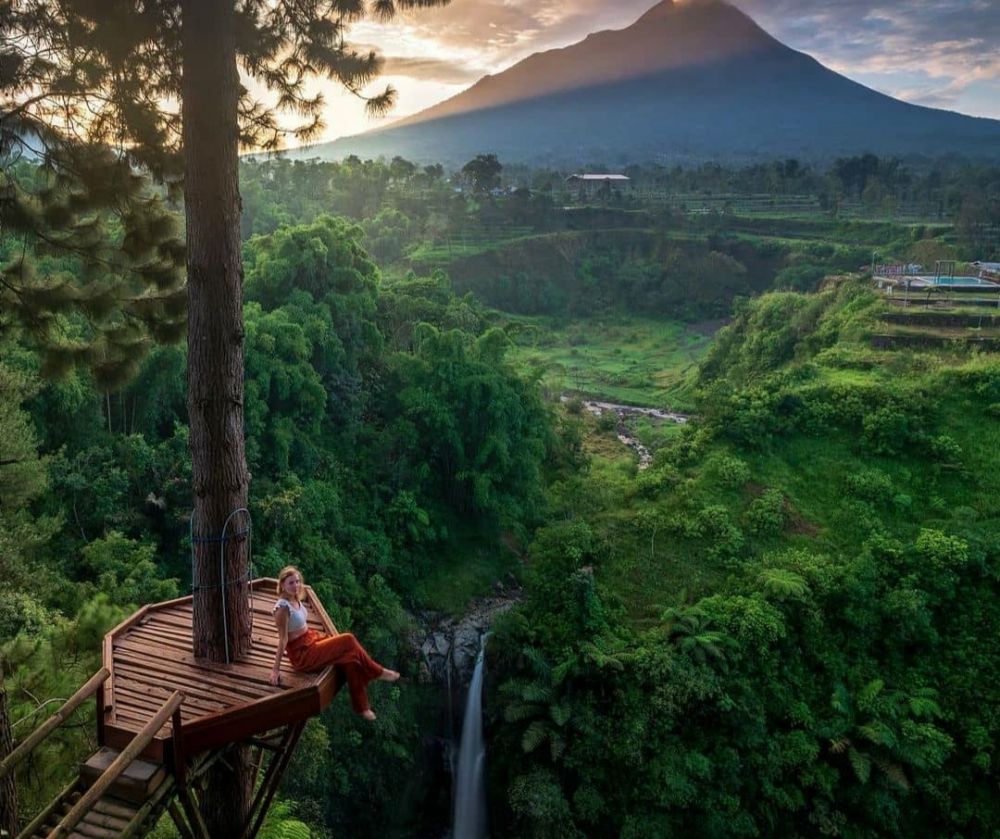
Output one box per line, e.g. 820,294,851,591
487,279,1000,836
294,0,1000,165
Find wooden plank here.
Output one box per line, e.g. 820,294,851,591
181,686,322,756
116,633,281,675
136,620,288,655
105,606,151,645
90,799,136,822
106,701,173,735
303,586,339,634
113,650,276,696
112,668,259,707
81,809,132,832
112,663,275,711
69,818,119,839
100,725,166,764
115,680,225,717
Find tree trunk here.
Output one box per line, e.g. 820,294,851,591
181,0,252,832
0,670,18,838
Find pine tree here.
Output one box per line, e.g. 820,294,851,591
2,0,450,831
0,669,16,839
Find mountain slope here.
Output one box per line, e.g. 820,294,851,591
294,0,1000,164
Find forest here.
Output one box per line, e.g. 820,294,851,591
2,140,999,838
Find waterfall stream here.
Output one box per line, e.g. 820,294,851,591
452,636,488,839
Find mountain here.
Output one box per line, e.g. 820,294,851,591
289,0,1000,165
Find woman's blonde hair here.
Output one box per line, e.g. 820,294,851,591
276,565,304,598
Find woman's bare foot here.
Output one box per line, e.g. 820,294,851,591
361,709,377,721
378,668,401,683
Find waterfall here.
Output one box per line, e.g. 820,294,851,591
452,636,488,839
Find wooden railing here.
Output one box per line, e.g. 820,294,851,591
47,690,184,839
0,668,109,783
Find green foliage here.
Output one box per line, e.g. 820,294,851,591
744,488,787,536
79,531,178,605
491,278,1000,839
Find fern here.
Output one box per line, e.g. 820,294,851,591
858,721,896,748
505,701,543,723
522,719,548,754
549,733,566,762
257,801,312,839
549,702,571,727
830,683,852,716
847,746,872,783
857,679,885,709
758,568,809,600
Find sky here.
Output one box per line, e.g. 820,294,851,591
299,0,1000,144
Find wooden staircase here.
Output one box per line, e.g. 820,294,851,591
3,579,340,838
18,767,174,839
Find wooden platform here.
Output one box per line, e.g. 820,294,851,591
101,579,341,763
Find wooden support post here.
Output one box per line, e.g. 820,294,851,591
95,679,106,748
172,705,186,791
47,690,183,839
177,784,212,839
242,721,304,839
0,668,109,782
250,745,265,787
168,800,196,839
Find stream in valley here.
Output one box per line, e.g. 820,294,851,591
560,396,690,469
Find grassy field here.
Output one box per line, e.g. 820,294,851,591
504,314,718,411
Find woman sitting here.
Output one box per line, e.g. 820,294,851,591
269,565,399,721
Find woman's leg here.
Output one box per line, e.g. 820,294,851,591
299,633,385,713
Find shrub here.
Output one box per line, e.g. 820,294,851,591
844,468,894,502
714,455,751,488
930,434,963,465
596,411,618,433
745,488,787,536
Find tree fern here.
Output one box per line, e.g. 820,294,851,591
757,568,810,601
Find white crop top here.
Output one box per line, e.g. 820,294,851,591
273,598,307,632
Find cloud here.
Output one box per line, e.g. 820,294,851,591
732,0,1000,113
379,55,484,84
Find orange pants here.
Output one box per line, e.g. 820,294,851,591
286,629,384,713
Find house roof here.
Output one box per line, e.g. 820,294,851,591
566,174,631,181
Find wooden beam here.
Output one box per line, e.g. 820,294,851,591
118,775,176,839
0,668,109,782
242,721,304,839
171,703,187,790
180,685,320,756
47,690,183,839
176,785,211,839
15,778,78,839
167,800,196,839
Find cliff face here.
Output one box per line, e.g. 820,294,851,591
293,0,1000,165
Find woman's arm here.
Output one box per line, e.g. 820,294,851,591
270,606,288,686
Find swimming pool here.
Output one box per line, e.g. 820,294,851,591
903,276,999,289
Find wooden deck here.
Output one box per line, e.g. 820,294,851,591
101,579,341,763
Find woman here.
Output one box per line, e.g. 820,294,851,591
269,566,400,721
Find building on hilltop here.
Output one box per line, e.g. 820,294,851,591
566,173,631,194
